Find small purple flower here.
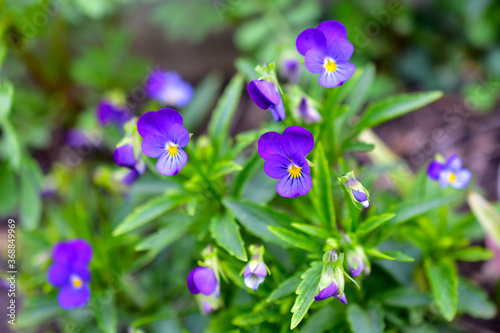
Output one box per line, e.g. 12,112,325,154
247,80,286,122
298,97,322,124
296,20,355,88
113,144,146,185
145,70,193,108
280,59,302,83
314,279,348,304
427,154,471,189
243,262,268,291
96,99,132,129
352,190,369,208
258,126,314,198
137,108,190,176
187,267,219,297
47,239,92,309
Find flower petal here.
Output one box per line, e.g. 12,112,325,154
326,39,354,62
292,152,310,175
58,284,91,309
243,264,252,277
113,144,136,169
156,148,188,176
314,281,338,301
167,123,190,147
304,49,326,74
276,173,313,198
153,108,184,133
450,169,471,189
192,267,218,296
296,28,327,56
318,61,355,88
252,262,268,277
258,132,285,160
445,154,462,171
72,265,92,283
244,275,265,291
47,264,70,288
53,242,74,265
298,97,322,124
334,292,348,304
187,268,201,294
269,96,286,122
352,190,367,202
427,161,443,180
247,80,280,110
264,154,290,179
317,20,347,43
281,126,314,158
141,135,167,158
137,112,160,137
70,239,93,267
123,169,140,186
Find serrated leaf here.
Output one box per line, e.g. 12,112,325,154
467,191,500,245
451,246,494,262
357,213,395,235
222,198,289,247
356,91,443,131
311,143,335,231
113,194,186,236
457,278,496,319
290,262,322,329
210,213,247,261
267,275,302,302
347,303,384,333
424,258,458,321
268,226,320,252
388,196,460,227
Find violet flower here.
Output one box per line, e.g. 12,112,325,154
247,80,286,122
258,126,314,198
96,99,132,129
427,154,471,188
280,59,301,83
242,245,269,291
47,239,92,309
145,70,193,108
137,108,190,176
187,266,221,314
296,20,355,88
298,97,322,124
315,279,348,304
113,144,146,185
339,171,370,209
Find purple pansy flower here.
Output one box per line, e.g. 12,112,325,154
137,108,190,176
280,59,302,84
314,279,348,304
187,267,219,297
113,144,146,185
243,262,268,291
298,97,322,124
296,20,355,88
47,239,92,309
427,154,471,188
247,80,286,122
96,99,132,129
145,70,193,108
258,126,314,198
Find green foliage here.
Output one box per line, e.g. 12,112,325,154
290,262,322,329
347,303,385,333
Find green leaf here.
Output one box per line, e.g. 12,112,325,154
208,73,244,152
388,196,460,227
451,246,494,262
311,143,335,231
343,141,375,153
113,194,186,236
0,161,18,214
457,278,496,319
356,91,443,131
379,287,432,308
357,214,395,235
183,71,223,131
0,80,14,119
135,215,193,254
345,63,375,116
233,307,279,326
210,160,243,180
19,158,43,231
16,296,62,329
467,191,500,245
268,226,320,252
366,249,414,262
291,223,327,239
222,198,289,247
93,292,117,333
301,304,341,333
267,275,302,302
210,213,247,261
424,258,458,321
290,262,322,329
347,303,385,333
0,118,21,169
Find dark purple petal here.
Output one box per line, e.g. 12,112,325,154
192,267,218,296
153,108,183,133
264,154,290,179
72,265,92,283
296,28,327,56
450,169,471,189
47,264,70,288
252,262,268,277
167,123,190,147
96,100,131,128
281,126,314,158
352,190,367,202
258,132,285,160
247,80,280,110
334,292,348,304
317,20,347,43
276,172,312,198
314,281,338,301
113,144,136,169
427,161,443,180
141,135,167,158
269,97,286,122
58,283,91,309
156,148,188,176
445,154,462,171
123,169,140,186
349,258,363,277
137,112,160,137
187,268,201,294
292,152,310,175
326,39,354,62
304,49,325,74
53,242,74,265
70,239,93,267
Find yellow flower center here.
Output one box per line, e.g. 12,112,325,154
71,275,83,289
167,143,178,157
448,172,457,183
288,164,302,179
324,58,337,73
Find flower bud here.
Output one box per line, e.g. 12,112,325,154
315,250,348,304
339,171,370,209
347,247,370,277
243,245,269,291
